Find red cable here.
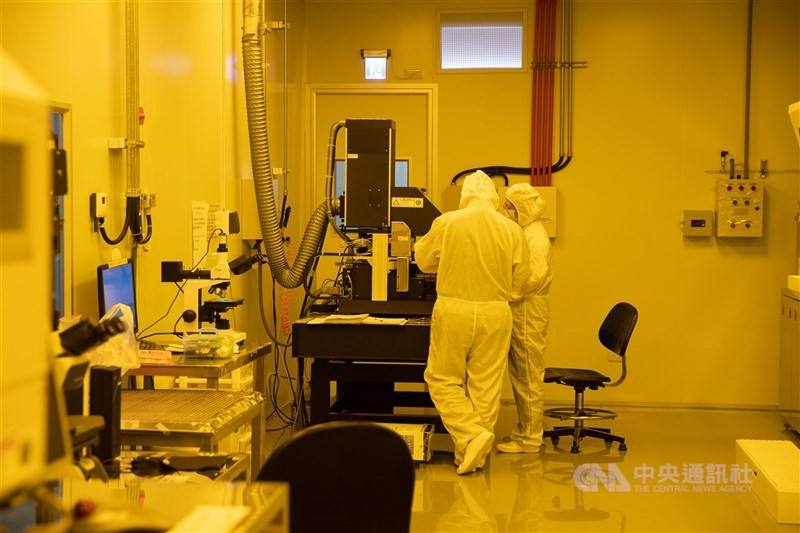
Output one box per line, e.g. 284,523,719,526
532,0,557,186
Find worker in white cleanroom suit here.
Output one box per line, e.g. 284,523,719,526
497,183,552,453
415,170,530,474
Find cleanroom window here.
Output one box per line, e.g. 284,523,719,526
439,11,526,71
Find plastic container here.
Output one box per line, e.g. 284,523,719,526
182,331,235,359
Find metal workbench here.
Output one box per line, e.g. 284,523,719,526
120,389,265,479
292,316,444,431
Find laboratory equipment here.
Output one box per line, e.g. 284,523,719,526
160,210,245,342
785,101,800,436
97,259,138,331
681,210,714,237
181,331,235,358
377,423,433,462
0,48,73,501
160,260,245,339
324,119,441,316
715,178,763,238
735,440,799,524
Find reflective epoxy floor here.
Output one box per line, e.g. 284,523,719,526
410,405,800,532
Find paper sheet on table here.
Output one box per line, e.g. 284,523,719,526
362,316,408,326
309,314,369,325
307,314,407,326
168,505,250,532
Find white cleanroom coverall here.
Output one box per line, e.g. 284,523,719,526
501,183,551,450
415,171,530,468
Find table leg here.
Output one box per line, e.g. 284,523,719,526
310,360,330,425
298,357,306,426
207,377,220,389
254,352,266,405
251,400,265,480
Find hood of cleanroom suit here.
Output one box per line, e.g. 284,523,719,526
459,170,500,210
505,183,546,227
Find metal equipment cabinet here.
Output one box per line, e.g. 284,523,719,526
779,289,800,412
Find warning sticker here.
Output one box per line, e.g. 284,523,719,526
391,197,424,208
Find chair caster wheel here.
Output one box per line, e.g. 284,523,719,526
604,439,612,446
551,437,559,446
570,443,580,454
619,443,627,452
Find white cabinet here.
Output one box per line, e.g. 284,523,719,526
779,292,800,411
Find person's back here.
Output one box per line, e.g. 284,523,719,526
416,174,528,302
414,170,529,474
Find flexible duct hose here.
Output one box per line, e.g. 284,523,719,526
242,2,328,288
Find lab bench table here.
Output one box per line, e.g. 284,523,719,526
292,316,444,431
53,479,287,532
128,341,272,394
117,450,250,482
120,389,265,480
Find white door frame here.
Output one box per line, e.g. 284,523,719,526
304,84,438,224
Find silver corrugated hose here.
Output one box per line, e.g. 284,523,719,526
243,0,328,288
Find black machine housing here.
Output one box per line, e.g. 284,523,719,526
338,261,436,316
333,119,442,316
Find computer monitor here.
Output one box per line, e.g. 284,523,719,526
97,259,138,332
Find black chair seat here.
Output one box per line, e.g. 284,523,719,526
258,422,414,533
545,367,611,387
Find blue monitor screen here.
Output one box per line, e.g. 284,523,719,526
98,261,138,332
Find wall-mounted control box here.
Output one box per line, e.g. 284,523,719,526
681,210,714,237
716,179,763,238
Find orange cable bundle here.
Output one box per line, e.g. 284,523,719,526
531,0,557,187
280,239,293,337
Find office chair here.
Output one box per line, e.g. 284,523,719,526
543,302,638,454
257,421,415,533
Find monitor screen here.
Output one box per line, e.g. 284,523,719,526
97,260,138,332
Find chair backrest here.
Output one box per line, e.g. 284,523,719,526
598,302,638,358
257,421,415,533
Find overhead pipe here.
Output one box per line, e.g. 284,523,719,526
454,0,577,186
531,0,558,185
99,0,152,246
742,0,753,179
242,0,329,288
553,0,574,172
